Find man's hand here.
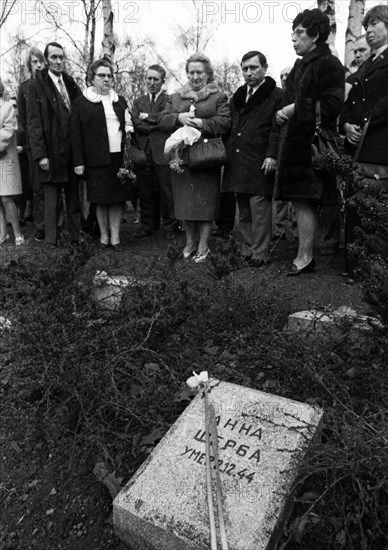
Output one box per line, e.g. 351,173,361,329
16,146,23,154
262,157,277,175
139,112,148,121
344,123,362,145
39,157,50,171
74,165,85,176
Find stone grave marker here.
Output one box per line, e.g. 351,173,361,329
113,380,323,550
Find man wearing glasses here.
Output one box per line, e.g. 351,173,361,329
26,42,82,246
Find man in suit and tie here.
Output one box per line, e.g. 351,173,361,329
131,65,177,238
222,51,283,267
339,4,388,277
26,42,82,246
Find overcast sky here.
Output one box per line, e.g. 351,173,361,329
0,0,383,88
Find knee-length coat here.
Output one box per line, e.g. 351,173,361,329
159,83,231,220
0,99,22,197
222,77,283,196
274,44,344,202
339,51,388,165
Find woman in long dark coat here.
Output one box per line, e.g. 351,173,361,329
275,9,344,275
159,54,231,263
72,59,133,250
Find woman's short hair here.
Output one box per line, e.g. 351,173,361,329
26,47,44,73
363,5,388,29
185,54,214,82
293,8,331,45
88,59,114,82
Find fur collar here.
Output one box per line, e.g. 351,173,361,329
233,76,277,112
83,86,119,103
177,82,219,102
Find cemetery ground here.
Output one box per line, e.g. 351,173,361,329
0,212,387,550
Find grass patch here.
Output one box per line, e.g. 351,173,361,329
0,245,387,549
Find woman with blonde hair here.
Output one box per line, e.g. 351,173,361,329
160,54,231,262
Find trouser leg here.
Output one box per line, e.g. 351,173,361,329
156,164,177,233
27,150,44,231
43,182,61,245
237,193,252,257
250,195,272,260
274,200,288,237
137,161,158,233
64,173,81,242
216,192,236,234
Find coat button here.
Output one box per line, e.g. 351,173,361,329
365,78,368,82
362,98,365,101
236,149,240,153
352,101,355,104
237,132,241,136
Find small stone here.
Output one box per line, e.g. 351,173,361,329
49,488,57,496
46,509,54,516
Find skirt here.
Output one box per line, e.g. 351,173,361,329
87,152,132,204
172,165,221,220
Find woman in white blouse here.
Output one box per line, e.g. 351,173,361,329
72,59,133,250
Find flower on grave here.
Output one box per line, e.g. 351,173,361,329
186,370,209,389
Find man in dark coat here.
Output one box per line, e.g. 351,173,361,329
131,64,177,238
17,47,45,240
223,50,283,267
26,42,82,246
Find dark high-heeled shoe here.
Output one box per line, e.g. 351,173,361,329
286,258,316,276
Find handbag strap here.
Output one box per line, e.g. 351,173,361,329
315,100,322,132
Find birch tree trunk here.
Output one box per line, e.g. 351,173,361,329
344,0,366,68
102,0,115,62
317,0,337,50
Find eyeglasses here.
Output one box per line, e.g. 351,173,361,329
95,73,113,79
291,28,307,37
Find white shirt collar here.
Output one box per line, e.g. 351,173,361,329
48,70,63,85
149,90,162,101
246,79,265,100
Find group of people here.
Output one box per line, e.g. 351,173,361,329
1,5,387,276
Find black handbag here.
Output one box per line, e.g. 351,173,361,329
187,136,226,170
311,101,342,160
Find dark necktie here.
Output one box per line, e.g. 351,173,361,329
150,94,155,110
246,87,253,103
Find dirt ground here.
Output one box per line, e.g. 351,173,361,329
0,208,371,550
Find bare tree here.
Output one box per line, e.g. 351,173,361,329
317,0,337,48
174,0,219,55
0,0,17,29
344,0,366,69
102,0,115,61
38,0,100,78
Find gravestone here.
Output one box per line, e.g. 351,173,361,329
113,381,323,550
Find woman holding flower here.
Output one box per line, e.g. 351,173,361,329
160,54,231,262
71,59,133,250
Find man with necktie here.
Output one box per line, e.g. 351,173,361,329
26,42,82,246
131,64,177,238
222,51,283,267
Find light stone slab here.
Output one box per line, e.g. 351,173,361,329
113,381,323,550
92,270,147,310
286,307,383,341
